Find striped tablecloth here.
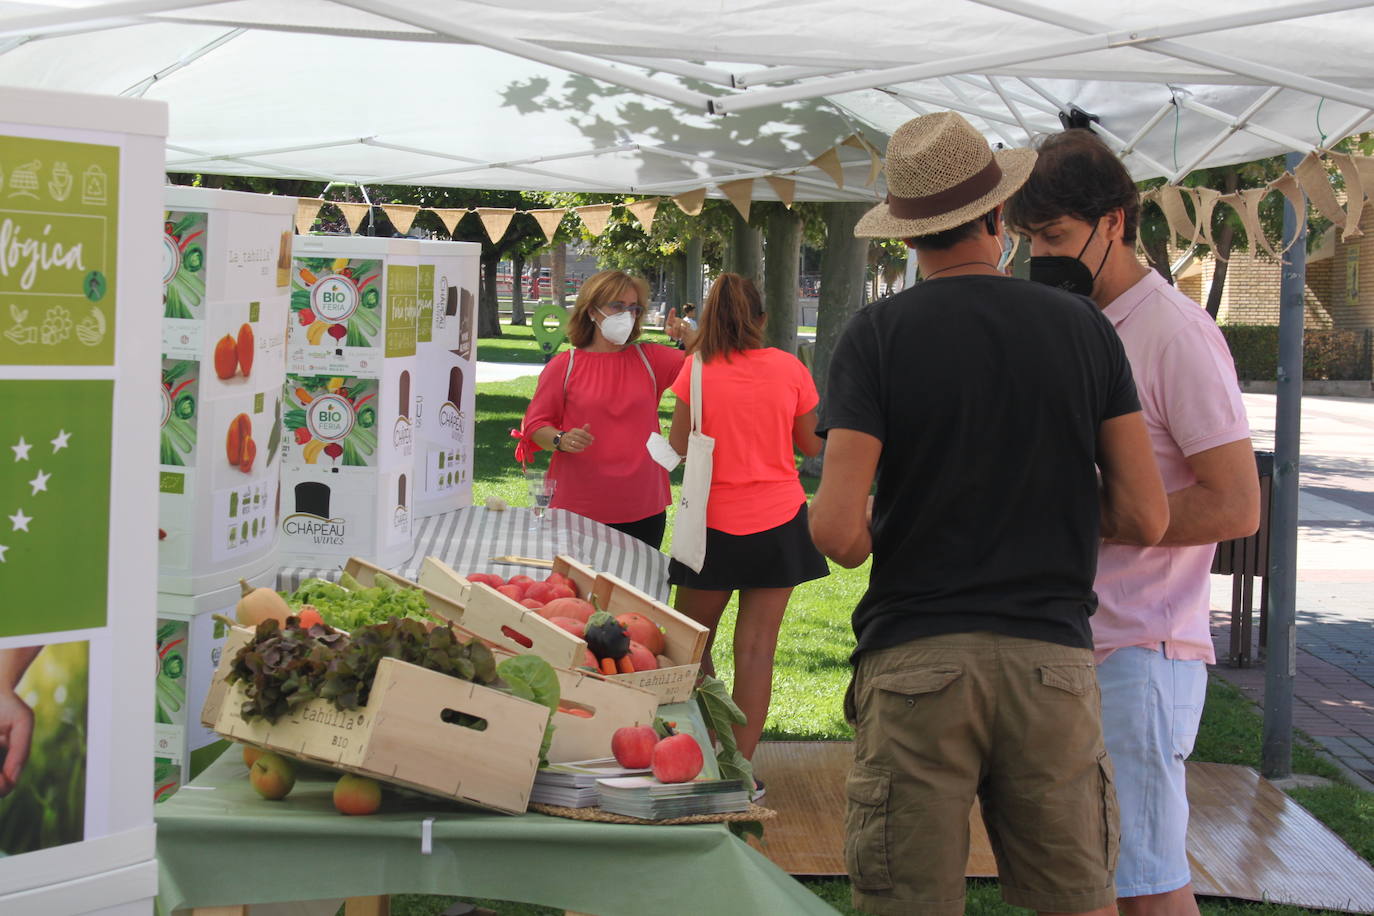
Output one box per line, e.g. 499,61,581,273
278,506,671,602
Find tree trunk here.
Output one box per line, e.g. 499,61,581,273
1141,233,1174,284
800,202,870,476
510,251,527,326
1204,169,1241,320
478,251,503,338
553,243,567,308
729,211,764,291
764,203,801,354
684,236,703,305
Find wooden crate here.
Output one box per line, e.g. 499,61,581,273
205,625,548,814
493,647,659,764
591,574,708,704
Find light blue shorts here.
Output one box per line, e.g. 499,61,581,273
1097,646,1207,898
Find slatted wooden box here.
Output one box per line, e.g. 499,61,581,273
202,624,548,814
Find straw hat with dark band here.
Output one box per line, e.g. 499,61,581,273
855,111,1038,239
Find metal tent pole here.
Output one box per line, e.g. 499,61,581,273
1263,150,1306,779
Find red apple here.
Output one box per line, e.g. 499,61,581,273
651,733,704,783
582,648,598,669
249,751,296,800
541,597,595,623
544,571,574,589
242,744,263,768
496,584,525,603
611,725,659,769
626,640,657,671
547,616,585,638
466,572,505,588
508,574,536,592
616,612,665,655
332,773,382,815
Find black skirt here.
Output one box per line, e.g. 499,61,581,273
668,503,830,591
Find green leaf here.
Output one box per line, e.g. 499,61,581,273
695,675,754,788
497,654,561,766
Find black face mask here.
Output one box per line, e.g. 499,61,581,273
1028,221,1110,296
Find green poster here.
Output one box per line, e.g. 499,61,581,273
0,379,113,636
416,264,435,344
0,136,120,366
385,264,418,358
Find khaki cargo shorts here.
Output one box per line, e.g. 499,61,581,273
843,631,1119,916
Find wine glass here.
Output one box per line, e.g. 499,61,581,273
527,472,556,530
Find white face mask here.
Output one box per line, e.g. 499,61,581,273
597,308,636,345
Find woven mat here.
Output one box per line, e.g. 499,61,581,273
529,801,776,826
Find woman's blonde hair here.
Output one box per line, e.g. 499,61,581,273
693,273,763,363
567,270,650,348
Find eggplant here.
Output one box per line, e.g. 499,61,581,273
584,611,630,661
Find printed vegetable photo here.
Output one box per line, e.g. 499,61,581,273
160,360,198,467
163,210,207,320
283,376,378,467
291,257,383,348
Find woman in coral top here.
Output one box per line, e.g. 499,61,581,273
519,270,690,548
668,273,828,764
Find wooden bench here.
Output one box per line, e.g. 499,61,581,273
1211,451,1274,668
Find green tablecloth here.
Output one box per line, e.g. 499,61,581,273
156,717,837,915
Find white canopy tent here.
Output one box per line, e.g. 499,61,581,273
1,0,1374,201
1,0,1359,778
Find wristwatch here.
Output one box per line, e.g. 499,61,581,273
551,430,565,451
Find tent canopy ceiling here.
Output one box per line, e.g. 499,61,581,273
2,0,1373,201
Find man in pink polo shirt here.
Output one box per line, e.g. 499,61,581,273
1008,130,1260,916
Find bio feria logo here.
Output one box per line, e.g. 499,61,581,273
311,274,359,322
160,233,180,287
306,393,355,441
159,384,172,428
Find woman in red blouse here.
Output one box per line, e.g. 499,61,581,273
667,273,828,765
519,270,690,548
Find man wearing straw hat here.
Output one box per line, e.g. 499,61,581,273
1007,128,1258,916
810,111,1170,916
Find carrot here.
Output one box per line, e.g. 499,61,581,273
295,387,314,405
300,267,318,285
617,655,635,674
599,657,618,676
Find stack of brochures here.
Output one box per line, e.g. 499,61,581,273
595,776,751,819
531,758,649,808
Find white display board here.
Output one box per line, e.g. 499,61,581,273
158,187,293,596
0,87,164,914
280,236,419,568
415,240,479,519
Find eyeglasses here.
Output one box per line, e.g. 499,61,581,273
602,301,643,315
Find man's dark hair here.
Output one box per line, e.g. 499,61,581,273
1005,129,1139,244
906,214,986,252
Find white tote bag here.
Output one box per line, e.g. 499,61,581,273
670,355,714,573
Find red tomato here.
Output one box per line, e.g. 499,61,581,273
496,584,525,603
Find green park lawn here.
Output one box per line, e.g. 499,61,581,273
386,362,1374,915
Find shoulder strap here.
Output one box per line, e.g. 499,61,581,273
690,355,704,434
633,342,655,390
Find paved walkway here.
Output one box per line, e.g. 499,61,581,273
1207,394,1374,789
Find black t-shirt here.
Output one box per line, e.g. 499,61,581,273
819,275,1140,657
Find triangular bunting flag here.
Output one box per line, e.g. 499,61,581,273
528,208,566,243
1267,172,1308,255
430,208,468,235
842,133,883,187
380,204,421,236
720,179,754,221
334,201,372,235
1192,187,1224,255
476,208,516,242
1294,151,1346,232
1223,188,1278,258
672,188,707,217
765,176,796,209
294,197,324,235
626,198,660,234
576,204,615,237
1353,155,1374,230
1154,185,1198,248
1328,151,1366,241
810,146,845,189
